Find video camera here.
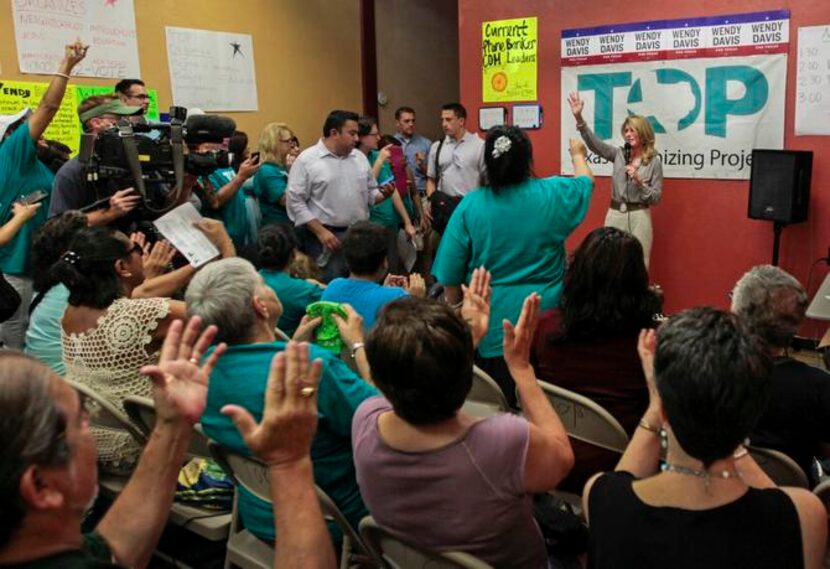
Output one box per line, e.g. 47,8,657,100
78,106,237,217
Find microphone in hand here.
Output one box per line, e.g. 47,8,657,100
623,142,632,164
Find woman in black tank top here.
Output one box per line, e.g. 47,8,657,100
583,308,826,569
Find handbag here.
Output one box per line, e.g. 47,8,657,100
429,191,463,235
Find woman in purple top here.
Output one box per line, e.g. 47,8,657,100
352,270,575,568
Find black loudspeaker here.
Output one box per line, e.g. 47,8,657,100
748,149,813,224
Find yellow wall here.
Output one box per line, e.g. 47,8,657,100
0,0,363,148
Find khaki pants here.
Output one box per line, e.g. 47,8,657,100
605,208,653,269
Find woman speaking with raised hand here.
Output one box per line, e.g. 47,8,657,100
568,91,663,267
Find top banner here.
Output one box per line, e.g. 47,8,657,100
560,10,789,180
561,10,789,66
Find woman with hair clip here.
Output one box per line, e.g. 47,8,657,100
568,92,663,267
533,226,662,492
584,308,827,568
253,122,300,228
432,125,594,406
54,223,234,474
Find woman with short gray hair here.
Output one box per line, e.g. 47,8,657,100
190,258,378,545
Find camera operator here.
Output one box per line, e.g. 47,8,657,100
49,95,144,226
188,114,260,248
0,40,88,350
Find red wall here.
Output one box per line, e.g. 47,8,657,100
459,0,830,324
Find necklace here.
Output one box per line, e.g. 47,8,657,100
662,461,744,492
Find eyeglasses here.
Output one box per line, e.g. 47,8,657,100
131,94,150,100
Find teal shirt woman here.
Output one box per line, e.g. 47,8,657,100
259,269,322,336
201,342,377,542
254,122,298,227
253,162,290,226
24,284,70,375
203,167,252,247
368,149,399,230
432,126,594,404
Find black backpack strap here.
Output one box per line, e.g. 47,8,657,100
433,137,445,193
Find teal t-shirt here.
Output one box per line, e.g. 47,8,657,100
368,150,398,230
201,342,377,542
260,269,323,336
202,167,251,247
25,284,70,375
321,277,408,330
253,162,290,226
432,175,593,357
0,124,55,275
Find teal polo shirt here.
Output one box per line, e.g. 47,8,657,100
259,269,323,336
0,124,54,276
203,167,251,247
201,341,377,543
253,162,290,227
432,175,593,357
367,150,398,230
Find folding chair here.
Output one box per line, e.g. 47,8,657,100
359,516,493,569
64,381,231,542
209,442,374,569
461,366,510,418
748,446,809,489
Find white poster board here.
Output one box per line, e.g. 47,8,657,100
795,25,830,136
166,27,258,112
12,0,141,78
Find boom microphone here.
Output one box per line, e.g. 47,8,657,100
185,114,237,144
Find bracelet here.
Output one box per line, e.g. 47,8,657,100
638,418,661,434
733,446,749,460
575,121,586,129
53,72,71,79
350,342,365,359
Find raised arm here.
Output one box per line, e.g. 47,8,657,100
0,203,41,246
567,92,618,162
28,41,88,142
222,342,337,569
97,317,226,569
505,294,575,492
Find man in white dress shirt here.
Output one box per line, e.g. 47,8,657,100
287,110,392,281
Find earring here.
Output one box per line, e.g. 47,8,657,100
659,428,668,450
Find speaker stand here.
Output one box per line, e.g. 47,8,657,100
772,222,785,266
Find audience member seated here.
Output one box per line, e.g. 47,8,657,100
532,226,662,492
584,308,827,568
322,221,425,329
24,211,88,374
432,126,594,405
0,319,225,569
253,122,296,227
731,265,830,485
352,282,575,568
258,224,323,336
188,258,376,543
221,340,338,569
54,223,234,474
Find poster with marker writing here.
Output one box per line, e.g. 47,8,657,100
482,17,538,102
165,27,258,112
11,0,141,78
795,25,830,136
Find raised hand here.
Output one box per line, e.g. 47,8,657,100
503,292,540,379
567,91,585,119
142,239,176,279
221,342,322,467
461,266,492,347
638,328,658,404
63,39,89,72
140,316,226,425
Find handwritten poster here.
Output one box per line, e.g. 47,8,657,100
795,25,830,136
166,27,258,112
482,17,538,103
11,0,141,79
0,80,159,155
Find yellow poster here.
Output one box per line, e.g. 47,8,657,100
482,17,538,103
0,81,160,156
